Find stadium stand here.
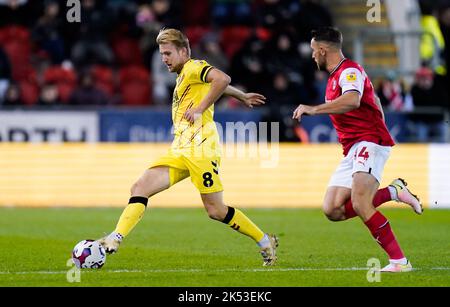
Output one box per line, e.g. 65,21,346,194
0,0,448,142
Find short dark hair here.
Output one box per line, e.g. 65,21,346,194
311,27,343,48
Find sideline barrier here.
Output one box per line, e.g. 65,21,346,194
0,143,445,208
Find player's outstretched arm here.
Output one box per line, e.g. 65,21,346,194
224,85,266,108
183,68,230,123
293,91,360,121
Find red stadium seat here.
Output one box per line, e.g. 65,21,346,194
19,66,39,106
19,81,39,106
120,82,151,106
0,25,30,44
182,0,210,26
184,26,211,48
43,66,77,102
0,26,32,81
119,65,149,83
4,41,31,81
111,37,143,66
219,26,252,59
91,65,115,96
119,65,151,105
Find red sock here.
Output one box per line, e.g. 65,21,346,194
364,211,404,260
344,187,391,219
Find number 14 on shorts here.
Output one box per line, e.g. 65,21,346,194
354,146,371,166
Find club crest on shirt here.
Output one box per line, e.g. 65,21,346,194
332,79,337,90
177,74,185,86
346,72,357,82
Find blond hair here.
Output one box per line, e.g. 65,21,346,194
156,28,191,56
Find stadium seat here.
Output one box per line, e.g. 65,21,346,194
18,66,39,106
43,66,77,102
120,82,151,106
91,65,115,97
0,25,30,44
182,0,210,26
184,26,212,49
118,66,151,105
111,37,143,66
219,26,252,59
0,26,31,81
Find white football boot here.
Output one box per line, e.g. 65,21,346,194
97,232,123,254
260,234,279,266
389,178,423,215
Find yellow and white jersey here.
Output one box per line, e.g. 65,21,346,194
171,59,221,158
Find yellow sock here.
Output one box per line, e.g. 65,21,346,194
223,207,265,242
114,196,147,237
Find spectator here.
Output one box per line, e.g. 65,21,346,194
31,0,65,64
262,31,316,102
151,0,182,29
437,4,450,111
265,71,301,107
410,66,449,142
295,0,334,42
69,71,109,106
264,71,302,141
376,70,409,111
256,0,300,30
419,0,446,76
137,4,162,69
230,35,268,94
0,46,11,103
211,0,254,26
151,48,176,105
2,82,23,106
137,1,182,69
37,82,60,106
313,70,328,103
70,0,115,68
0,0,42,28
192,31,229,73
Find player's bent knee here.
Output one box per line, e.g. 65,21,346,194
203,200,227,221
323,208,341,221
205,207,225,221
322,201,342,221
130,179,151,197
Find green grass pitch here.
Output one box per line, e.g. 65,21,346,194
1,207,449,287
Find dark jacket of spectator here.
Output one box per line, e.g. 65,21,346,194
69,72,108,105
410,67,449,123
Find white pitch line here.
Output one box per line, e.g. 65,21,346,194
1,267,450,275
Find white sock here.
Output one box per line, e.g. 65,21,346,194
388,186,398,200
390,257,407,265
257,234,270,248
109,232,123,242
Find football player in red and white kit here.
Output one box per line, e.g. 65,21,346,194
293,27,422,272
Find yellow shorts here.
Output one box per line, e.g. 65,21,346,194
150,151,223,194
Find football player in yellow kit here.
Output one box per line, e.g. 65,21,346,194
98,28,278,266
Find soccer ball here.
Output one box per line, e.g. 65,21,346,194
72,239,106,269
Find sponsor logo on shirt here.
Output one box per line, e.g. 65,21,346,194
346,72,357,82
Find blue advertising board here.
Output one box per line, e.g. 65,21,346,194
299,112,411,143
99,109,264,142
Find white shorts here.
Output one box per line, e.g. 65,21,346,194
328,141,392,188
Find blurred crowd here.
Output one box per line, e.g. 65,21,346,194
0,0,449,142
373,0,450,142
0,0,332,111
